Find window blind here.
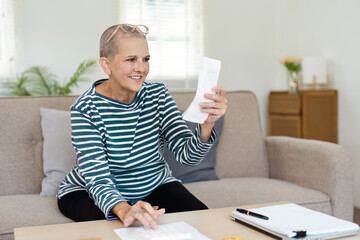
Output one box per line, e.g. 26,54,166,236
116,0,203,89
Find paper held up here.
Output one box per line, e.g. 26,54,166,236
183,57,221,124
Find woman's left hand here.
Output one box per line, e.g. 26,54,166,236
199,86,227,141
200,86,227,123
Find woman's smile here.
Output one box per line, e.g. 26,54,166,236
129,75,143,82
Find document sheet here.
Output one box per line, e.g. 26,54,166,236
231,203,358,239
113,221,211,240
182,56,221,124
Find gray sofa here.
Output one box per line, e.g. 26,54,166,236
0,91,354,240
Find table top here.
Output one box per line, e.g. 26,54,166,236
14,202,360,240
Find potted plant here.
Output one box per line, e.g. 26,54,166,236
2,59,97,96
279,56,302,94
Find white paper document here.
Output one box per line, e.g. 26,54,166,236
230,203,359,239
113,221,211,240
182,57,221,124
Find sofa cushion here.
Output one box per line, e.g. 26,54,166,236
40,108,77,196
0,96,78,196
211,92,269,178
0,194,73,238
169,91,270,179
164,116,224,183
184,177,332,215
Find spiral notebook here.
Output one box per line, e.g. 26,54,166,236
230,203,359,240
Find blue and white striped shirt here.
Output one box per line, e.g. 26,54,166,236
57,79,216,220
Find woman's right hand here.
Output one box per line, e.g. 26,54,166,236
112,201,166,229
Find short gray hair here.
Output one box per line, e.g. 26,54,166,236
99,24,147,60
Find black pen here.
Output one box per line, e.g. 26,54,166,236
236,208,269,220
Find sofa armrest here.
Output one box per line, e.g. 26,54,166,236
266,136,353,221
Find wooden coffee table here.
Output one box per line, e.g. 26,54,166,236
14,203,360,240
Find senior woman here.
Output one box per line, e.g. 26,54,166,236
57,24,227,229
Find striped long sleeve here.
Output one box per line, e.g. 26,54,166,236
57,80,216,220
159,88,216,165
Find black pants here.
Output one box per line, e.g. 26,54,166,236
58,181,208,222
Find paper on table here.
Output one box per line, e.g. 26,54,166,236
183,57,221,124
231,203,358,238
113,221,211,240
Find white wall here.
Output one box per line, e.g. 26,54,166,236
16,0,113,94
203,0,279,134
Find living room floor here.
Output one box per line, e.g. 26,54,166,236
354,207,360,224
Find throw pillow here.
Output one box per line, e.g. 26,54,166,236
163,116,224,183
40,108,76,196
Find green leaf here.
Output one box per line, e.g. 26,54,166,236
1,73,32,96
25,66,58,95
1,58,97,96
284,62,302,72
60,59,97,95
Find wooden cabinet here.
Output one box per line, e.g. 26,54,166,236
268,90,337,143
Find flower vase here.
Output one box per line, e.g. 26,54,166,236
288,71,300,94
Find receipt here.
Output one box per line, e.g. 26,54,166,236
183,57,221,124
